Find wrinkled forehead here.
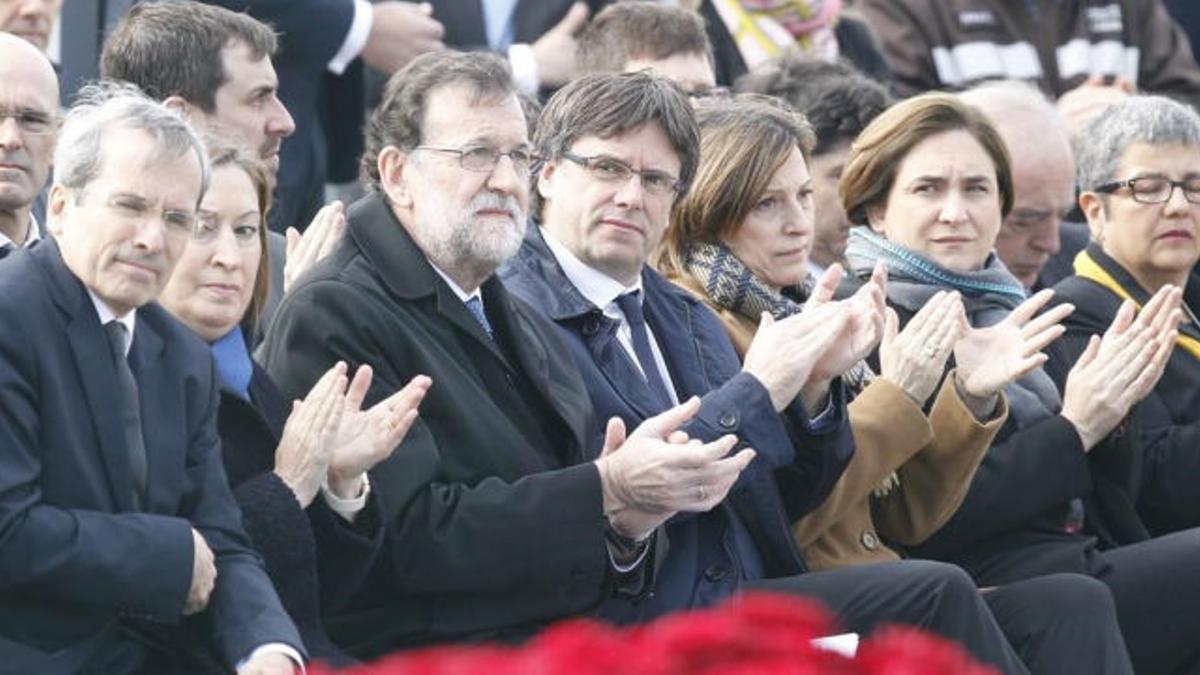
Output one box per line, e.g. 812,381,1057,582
419,84,527,147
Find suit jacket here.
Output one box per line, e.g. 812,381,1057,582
204,0,357,233
218,362,384,664
0,240,301,671
1046,243,1200,540
499,226,855,622
261,193,641,656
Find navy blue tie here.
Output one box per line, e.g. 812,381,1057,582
465,296,494,338
615,292,674,409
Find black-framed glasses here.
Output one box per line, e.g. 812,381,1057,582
1093,176,1200,204
560,151,682,197
0,108,56,135
414,145,540,175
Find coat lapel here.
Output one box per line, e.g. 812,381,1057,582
64,297,140,512
642,274,706,399
128,314,182,512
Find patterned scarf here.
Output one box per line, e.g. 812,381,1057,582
845,227,1061,430
711,0,842,72
684,239,893,494
683,239,874,395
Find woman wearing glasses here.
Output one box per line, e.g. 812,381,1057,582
1048,96,1200,544
839,91,1200,674
157,142,430,663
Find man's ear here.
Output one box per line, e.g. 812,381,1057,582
1079,191,1106,242
378,146,412,208
536,159,557,202
46,184,68,236
162,95,193,119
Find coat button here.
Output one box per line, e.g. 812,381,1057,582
570,568,586,581
703,564,728,582
860,530,880,550
583,314,600,336
718,413,737,429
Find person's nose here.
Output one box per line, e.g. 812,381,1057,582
1029,220,1061,255
0,116,25,151
267,97,296,139
209,226,243,269
485,153,525,200
937,192,968,224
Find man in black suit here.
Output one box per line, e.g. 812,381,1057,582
0,34,56,256
0,84,302,673
261,50,755,657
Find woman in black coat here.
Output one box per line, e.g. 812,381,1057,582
157,143,430,664
1044,95,1200,543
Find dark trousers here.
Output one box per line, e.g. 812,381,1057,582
750,560,1028,674
1096,529,1200,674
983,574,1132,675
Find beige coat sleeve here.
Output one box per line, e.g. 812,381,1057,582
790,378,934,549
869,377,1008,545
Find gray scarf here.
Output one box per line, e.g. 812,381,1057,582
845,227,1061,429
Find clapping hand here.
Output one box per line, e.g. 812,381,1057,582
283,200,346,293
1062,286,1181,450
595,397,755,540
954,289,1073,402
273,363,347,507
879,290,964,405
326,366,432,499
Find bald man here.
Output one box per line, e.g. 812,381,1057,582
0,33,57,257
960,81,1083,291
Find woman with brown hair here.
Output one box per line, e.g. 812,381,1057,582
836,91,1199,674
157,141,430,663
660,94,1134,674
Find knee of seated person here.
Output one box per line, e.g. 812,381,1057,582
1016,573,1116,615
885,559,977,593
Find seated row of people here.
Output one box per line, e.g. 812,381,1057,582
3,4,1200,675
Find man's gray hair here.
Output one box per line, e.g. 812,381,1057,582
55,81,210,202
1076,95,1200,192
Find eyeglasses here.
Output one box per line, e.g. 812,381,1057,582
414,145,540,175
194,213,262,247
104,195,198,240
560,151,683,197
0,109,56,135
1093,176,1200,204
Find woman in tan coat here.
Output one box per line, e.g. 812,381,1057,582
659,95,1058,572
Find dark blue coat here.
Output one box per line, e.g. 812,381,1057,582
0,240,301,671
500,226,854,622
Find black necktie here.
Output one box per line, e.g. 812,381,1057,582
103,321,147,508
615,292,674,410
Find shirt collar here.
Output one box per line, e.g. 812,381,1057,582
428,260,482,304
542,227,643,316
87,289,137,356
0,215,41,249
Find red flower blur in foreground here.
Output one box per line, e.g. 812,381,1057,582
314,593,998,675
